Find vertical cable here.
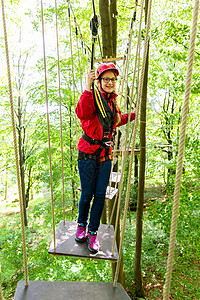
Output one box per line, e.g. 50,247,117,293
74,15,83,93
67,0,78,145
55,0,66,224
41,0,56,249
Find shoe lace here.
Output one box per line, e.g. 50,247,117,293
88,232,98,244
77,226,85,234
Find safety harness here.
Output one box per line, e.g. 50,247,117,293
78,91,116,161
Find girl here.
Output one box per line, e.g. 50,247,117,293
75,63,135,253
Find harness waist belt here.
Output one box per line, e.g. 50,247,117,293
78,151,112,161
82,132,112,147
80,132,112,161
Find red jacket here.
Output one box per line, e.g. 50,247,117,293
76,89,135,158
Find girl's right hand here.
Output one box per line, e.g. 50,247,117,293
86,70,96,91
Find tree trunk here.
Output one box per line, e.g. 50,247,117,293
99,0,113,58
134,0,150,297
15,53,29,225
18,95,27,226
110,0,117,57
25,166,32,208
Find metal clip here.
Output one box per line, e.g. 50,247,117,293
104,141,113,147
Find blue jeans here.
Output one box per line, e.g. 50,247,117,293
77,158,112,232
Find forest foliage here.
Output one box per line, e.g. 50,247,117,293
0,0,200,299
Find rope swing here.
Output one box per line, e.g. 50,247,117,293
163,0,199,298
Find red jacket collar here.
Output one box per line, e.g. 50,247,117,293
99,88,118,101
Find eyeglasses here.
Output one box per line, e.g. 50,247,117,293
101,77,117,83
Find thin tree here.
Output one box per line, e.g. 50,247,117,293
15,52,28,226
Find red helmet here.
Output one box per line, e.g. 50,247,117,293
96,63,119,79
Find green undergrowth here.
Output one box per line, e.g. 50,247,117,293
123,179,200,299
0,197,112,300
0,179,200,299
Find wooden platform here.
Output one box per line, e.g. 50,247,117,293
14,281,131,300
48,220,118,261
113,148,140,156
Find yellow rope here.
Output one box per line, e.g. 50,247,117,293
163,0,199,298
1,0,29,286
41,0,56,249
113,0,152,287
54,0,66,224
94,85,107,117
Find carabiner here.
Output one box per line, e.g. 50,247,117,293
104,141,113,147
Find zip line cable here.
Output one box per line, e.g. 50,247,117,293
54,0,66,224
163,0,199,298
1,0,29,286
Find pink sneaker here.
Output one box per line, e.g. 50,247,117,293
87,231,99,253
75,223,86,242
